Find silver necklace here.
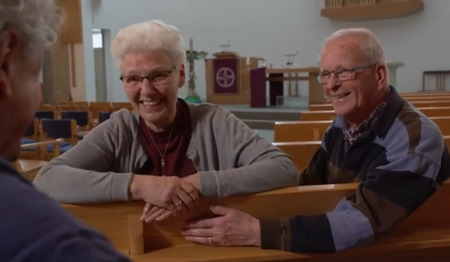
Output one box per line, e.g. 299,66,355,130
147,124,174,168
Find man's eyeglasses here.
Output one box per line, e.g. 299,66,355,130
120,66,176,88
317,63,377,85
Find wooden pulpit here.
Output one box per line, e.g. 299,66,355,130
205,52,260,104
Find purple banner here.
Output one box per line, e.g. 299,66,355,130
213,59,238,94
250,67,267,107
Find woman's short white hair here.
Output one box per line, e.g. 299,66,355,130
0,0,62,56
111,19,186,70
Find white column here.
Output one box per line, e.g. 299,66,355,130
80,0,96,101
387,62,405,87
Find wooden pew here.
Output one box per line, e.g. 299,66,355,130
309,104,334,111
301,107,450,121
274,116,450,143
400,91,450,97
273,136,450,173
273,141,320,172
430,116,450,135
402,96,450,101
308,93,450,111
62,180,450,261
274,121,332,142
412,100,450,108
310,100,450,111
300,110,336,121
419,106,450,117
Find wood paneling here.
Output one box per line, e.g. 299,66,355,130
59,0,82,44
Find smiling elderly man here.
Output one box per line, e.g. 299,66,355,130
181,28,450,253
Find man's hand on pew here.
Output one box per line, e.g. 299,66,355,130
130,174,200,218
182,205,261,247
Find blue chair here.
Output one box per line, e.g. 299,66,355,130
41,119,78,155
20,138,66,160
61,111,92,131
21,111,55,145
35,110,55,119
21,118,39,155
60,111,92,139
22,118,38,143
21,118,67,160
98,112,111,123
89,102,111,122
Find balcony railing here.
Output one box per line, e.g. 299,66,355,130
321,0,423,20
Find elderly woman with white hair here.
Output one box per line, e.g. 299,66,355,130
0,0,130,260
34,19,298,222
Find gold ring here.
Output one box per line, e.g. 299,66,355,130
208,236,213,246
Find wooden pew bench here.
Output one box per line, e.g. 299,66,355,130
309,104,334,111
411,100,450,108
300,110,336,121
402,95,450,101
274,137,450,174
273,141,320,171
419,106,450,117
310,100,450,111
301,107,450,121
62,181,450,261
400,91,450,97
273,137,450,172
274,121,332,142
430,116,450,135
275,117,450,142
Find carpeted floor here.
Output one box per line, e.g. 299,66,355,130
220,96,310,142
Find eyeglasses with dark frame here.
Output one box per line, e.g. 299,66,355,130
120,66,176,88
317,63,377,85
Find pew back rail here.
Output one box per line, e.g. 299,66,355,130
62,181,450,261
